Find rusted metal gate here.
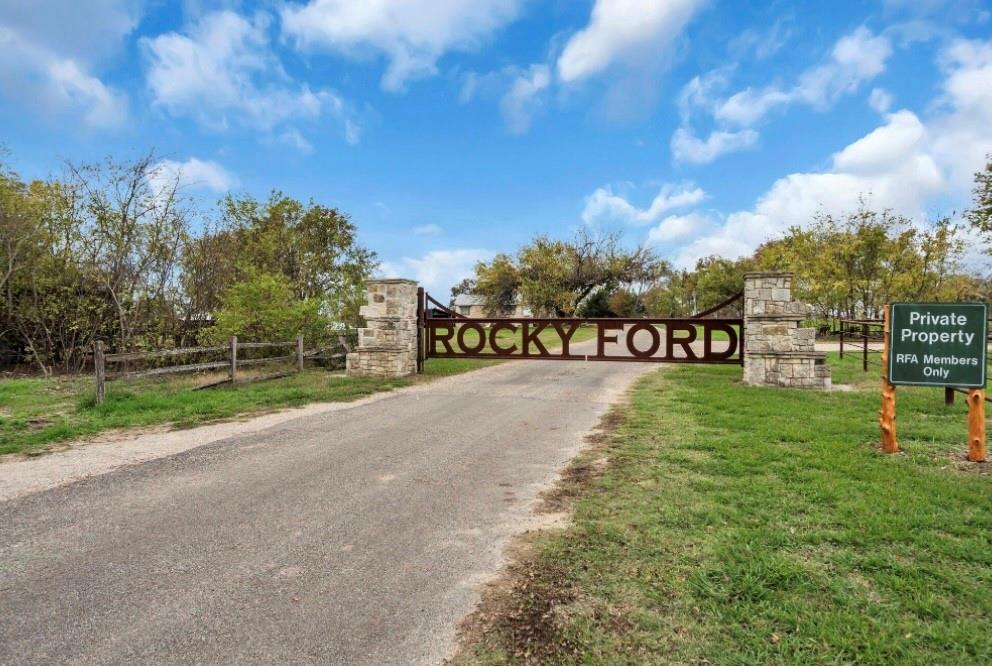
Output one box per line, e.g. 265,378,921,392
415,289,743,372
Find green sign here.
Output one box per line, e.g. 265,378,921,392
888,303,987,388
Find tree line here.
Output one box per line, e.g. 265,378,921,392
0,152,376,375
463,158,992,325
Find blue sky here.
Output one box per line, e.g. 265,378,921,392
1,0,991,297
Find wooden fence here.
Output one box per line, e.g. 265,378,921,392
93,335,351,404
838,319,884,372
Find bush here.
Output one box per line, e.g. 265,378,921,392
203,271,326,344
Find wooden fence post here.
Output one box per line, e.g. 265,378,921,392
229,336,238,384
967,389,987,462
296,335,304,372
880,305,899,453
862,322,868,373
945,387,955,406
94,341,106,405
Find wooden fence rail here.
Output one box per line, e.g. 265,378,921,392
93,335,320,404
838,319,884,372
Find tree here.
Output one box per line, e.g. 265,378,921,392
606,288,644,317
577,287,615,317
62,152,190,350
692,256,752,313
178,221,241,342
967,156,992,236
203,271,324,344
1,153,191,372
0,149,381,373
218,192,377,327
474,230,665,317
448,277,477,306
0,163,39,311
756,205,965,323
475,254,519,315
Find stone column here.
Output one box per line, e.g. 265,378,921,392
346,279,419,378
743,272,831,389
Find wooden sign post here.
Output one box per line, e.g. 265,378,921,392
880,305,899,453
968,389,987,462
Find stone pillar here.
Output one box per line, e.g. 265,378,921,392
346,279,419,378
743,272,831,389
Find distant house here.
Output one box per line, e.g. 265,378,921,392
451,293,532,318
452,293,486,317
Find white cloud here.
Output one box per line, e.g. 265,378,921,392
673,109,950,267
670,127,758,164
500,64,550,134
672,26,892,165
277,129,315,154
152,158,237,193
676,55,992,266
0,0,143,63
142,10,356,143
713,86,791,127
930,38,992,191
379,248,493,294
281,0,525,92
729,20,793,61
414,224,443,236
676,68,731,121
647,211,712,245
669,35,992,265
582,182,706,227
869,87,894,113
557,0,707,83
0,2,135,129
714,27,892,127
460,63,551,134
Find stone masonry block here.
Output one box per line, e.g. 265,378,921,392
743,272,831,389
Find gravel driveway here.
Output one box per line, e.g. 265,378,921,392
0,337,655,664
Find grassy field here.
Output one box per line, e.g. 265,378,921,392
0,357,493,457
1,323,596,457
455,352,992,664
692,323,738,342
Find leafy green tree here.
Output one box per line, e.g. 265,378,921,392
577,287,615,317
756,205,965,323
475,253,519,315
474,230,665,317
203,271,324,344
692,256,753,313
606,288,644,317
967,156,992,236
218,192,377,326
448,277,477,306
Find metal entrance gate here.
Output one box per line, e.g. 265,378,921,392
415,290,743,371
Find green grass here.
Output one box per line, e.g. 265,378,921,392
693,323,739,341
0,356,506,457
0,324,590,457
0,369,417,456
457,352,992,664
421,357,503,375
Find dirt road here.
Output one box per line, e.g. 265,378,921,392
0,342,655,664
